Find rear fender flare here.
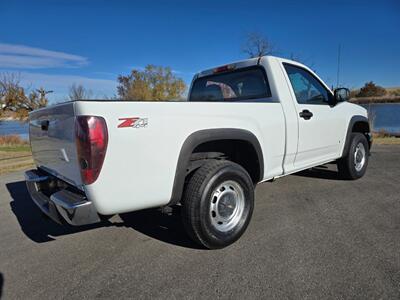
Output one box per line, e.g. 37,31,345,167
168,128,264,205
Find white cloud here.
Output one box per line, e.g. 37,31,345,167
0,43,88,69
18,72,117,101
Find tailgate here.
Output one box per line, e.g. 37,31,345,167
29,102,82,187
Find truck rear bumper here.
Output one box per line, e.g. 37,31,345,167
25,169,101,226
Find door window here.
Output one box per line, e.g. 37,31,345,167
284,64,331,105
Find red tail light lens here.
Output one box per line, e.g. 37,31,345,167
75,116,108,185
213,64,235,74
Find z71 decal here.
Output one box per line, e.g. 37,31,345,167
118,117,148,128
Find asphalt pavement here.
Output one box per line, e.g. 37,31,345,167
0,145,399,299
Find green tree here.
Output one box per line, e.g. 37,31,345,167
356,81,386,97
117,65,186,100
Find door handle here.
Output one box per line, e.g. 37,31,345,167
299,109,313,120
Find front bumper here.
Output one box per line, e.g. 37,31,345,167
25,169,101,226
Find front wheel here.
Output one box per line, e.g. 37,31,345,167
181,160,254,249
337,133,369,180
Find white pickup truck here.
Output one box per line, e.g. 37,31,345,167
25,56,371,249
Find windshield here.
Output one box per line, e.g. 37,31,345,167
189,67,271,102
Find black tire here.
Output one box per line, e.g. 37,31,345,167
337,133,369,180
181,160,254,249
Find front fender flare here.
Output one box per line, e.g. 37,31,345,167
341,115,370,158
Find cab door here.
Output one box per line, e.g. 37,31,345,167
283,63,342,169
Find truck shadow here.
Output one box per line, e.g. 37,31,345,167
119,208,203,249
6,181,109,243
293,165,344,181
6,181,201,249
0,273,3,299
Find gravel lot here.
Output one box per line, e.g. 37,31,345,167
0,145,399,299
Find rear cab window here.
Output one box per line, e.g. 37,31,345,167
189,66,273,102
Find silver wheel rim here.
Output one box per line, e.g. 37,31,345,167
209,180,245,232
354,142,366,172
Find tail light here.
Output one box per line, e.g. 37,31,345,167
75,116,108,185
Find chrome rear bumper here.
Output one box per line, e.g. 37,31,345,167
25,169,100,226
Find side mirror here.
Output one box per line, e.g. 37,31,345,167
334,87,350,103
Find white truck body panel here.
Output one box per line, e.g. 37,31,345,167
28,56,368,216
78,101,286,214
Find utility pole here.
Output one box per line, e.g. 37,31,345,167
36,88,53,106
36,88,53,101
336,44,341,88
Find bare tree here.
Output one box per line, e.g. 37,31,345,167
0,72,49,119
0,73,25,111
68,83,93,100
242,32,275,58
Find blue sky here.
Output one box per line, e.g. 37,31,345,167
0,0,399,102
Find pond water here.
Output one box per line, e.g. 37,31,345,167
0,120,29,139
362,103,400,135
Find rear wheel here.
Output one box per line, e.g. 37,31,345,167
181,160,254,249
337,133,369,180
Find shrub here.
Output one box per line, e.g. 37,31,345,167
349,89,359,98
373,129,392,138
356,81,386,97
0,135,28,146
389,88,400,96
